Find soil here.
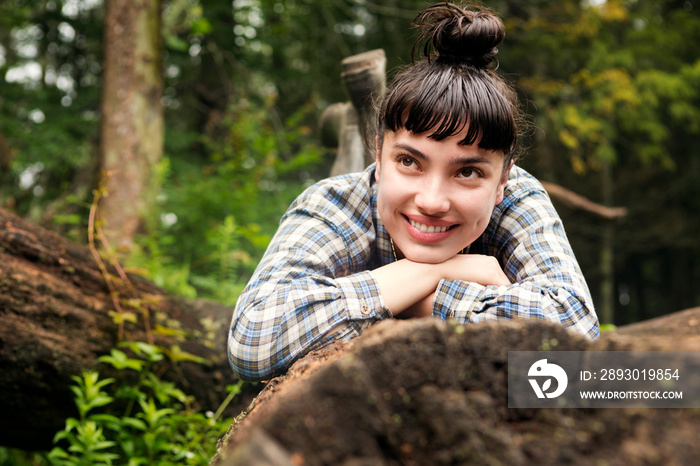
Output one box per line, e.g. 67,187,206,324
211,312,700,466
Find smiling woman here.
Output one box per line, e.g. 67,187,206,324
375,129,509,265
227,2,599,382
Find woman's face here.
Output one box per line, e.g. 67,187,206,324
375,128,511,264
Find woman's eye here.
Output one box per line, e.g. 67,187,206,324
459,168,477,179
399,157,416,168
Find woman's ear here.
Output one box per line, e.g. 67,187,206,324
495,160,514,205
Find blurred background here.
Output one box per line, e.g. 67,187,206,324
1,0,699,328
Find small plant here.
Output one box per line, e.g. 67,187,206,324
47,372,119,465
47,345,244,465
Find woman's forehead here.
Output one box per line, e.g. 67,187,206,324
383,128,504,158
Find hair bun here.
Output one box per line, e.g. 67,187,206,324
413,2,505,68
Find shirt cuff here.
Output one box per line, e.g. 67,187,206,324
335,270,392,324
432,279,504,323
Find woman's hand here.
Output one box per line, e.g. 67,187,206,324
371,253,510,318
442,254,511,287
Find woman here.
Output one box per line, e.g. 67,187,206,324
228,2,599,381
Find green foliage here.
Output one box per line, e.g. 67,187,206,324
128,95,324,305
0,1,103,223
43,345,243,466
505,0,700,175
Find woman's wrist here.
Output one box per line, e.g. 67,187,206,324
371,259,443,315
441,254,510,287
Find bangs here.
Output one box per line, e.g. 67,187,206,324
381,63,517,155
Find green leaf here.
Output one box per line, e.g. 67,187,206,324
99,349,144,371
121,416,148,431
163,344,206,364
108,310,139,325
144,373,187,404
153,324,189,339
47,446,70,460
93,440,118,451
137,398,176,427
190,18,212,35
119,341,165,362
52,214,83,225
53,429,74,443
165,34,189,52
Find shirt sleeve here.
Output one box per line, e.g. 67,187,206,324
432,171,600,340
228,195,391,382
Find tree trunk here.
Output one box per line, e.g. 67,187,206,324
598,158,616,324
99,0,164,249
0,208,237,451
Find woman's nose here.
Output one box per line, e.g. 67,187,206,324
414,177,450,214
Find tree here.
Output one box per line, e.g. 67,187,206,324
98,0,164,248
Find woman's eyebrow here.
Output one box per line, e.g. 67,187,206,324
392,143,428,161
450,155,492,166
393,142,493,166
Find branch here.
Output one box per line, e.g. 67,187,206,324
540,181,627,220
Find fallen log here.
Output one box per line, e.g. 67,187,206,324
615,306,700,336
0,207,238,451
212,317,700,466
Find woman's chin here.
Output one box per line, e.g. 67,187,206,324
401,248,458,264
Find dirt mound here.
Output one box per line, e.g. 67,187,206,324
212,317,700,466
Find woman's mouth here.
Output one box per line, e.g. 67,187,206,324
403,215,457,242
408,218,451,233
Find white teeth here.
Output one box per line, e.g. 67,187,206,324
409,219,449,233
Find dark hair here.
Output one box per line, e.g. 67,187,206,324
375,2,526,165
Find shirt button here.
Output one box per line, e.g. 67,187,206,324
361,304,371,315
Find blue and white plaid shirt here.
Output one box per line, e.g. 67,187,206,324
228,164,599,381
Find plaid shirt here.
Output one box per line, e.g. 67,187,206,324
228,164,599,381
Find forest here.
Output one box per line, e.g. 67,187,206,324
1,0,699,464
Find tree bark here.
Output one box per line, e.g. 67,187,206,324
0,208,237,451
99,0,164,248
